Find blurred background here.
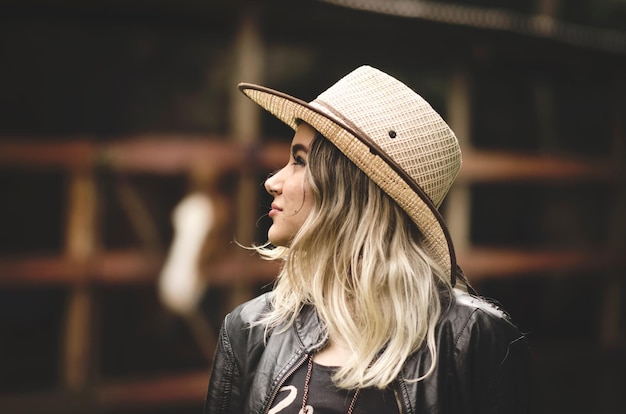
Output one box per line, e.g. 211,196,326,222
0,0,625,413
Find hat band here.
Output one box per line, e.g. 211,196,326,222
310,98,458,287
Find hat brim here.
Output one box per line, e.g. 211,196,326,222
239,83,458,286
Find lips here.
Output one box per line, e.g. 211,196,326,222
269,203,282,217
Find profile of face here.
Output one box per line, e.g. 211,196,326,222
264,122,316,246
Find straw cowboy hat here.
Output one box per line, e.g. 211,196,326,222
239,65,462,286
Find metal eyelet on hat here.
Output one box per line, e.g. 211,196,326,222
388,130,397,138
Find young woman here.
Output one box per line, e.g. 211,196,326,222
204,66,531,414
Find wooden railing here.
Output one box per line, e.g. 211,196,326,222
0,136,623,412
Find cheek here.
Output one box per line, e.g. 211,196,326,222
301,186,313,216
293,188,314,229
284,179,307,212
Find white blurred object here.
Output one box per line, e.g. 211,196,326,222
158,192,214,315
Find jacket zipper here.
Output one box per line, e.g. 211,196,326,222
395,376,410,414
263,353,309,414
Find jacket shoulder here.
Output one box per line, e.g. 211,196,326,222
204,293,275,414
444,292,532,412
223,292,274,362
226,291,274,329
445,290,523,341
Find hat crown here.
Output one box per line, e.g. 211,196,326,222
311,66,461,207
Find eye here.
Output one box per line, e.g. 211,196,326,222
292,154,306,166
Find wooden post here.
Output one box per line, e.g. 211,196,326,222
62,166,97,391
535,0,560,17
445,69,472,255
600,73,625,350
228,7,265,309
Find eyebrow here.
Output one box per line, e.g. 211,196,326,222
291,143,309,155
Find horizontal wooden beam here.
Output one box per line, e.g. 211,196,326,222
0,247,622,287
0,249,280,287
0,139,96,170
459,246,626,281
0,136,287,173
458,150,617,183
0,370,208,414
104,137,288,173
96,370,208,410
0,137,618,182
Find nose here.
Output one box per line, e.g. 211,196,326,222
265,168,283,195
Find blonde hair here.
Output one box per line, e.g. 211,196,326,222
255,133,453,390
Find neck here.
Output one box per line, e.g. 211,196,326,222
313,337,353,367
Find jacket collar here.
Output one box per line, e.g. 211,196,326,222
293,303,329,352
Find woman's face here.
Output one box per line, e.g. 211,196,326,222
264,122,316,246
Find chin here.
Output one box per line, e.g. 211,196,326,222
268,233,288,247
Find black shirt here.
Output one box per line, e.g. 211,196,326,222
267,359,400,414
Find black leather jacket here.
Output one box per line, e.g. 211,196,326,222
203,290,531,413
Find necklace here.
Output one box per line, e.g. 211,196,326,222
299,355,360,414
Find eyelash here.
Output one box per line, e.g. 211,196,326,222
292,155,306,166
